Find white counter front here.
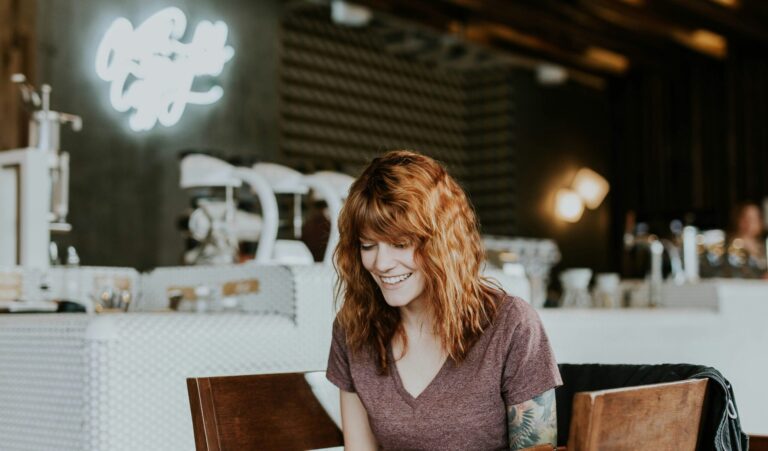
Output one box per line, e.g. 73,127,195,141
541,278,768,435
0,265,337,451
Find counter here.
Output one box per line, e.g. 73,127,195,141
0,270,764,449
0,265,336,451
541,278,768,435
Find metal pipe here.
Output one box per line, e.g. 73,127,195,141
650,239,664,307
683,226,700,282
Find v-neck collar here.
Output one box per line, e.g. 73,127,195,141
388,345,451,408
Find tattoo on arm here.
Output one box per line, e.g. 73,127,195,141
507,388,557,450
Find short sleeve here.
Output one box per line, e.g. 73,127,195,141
501,298,562,406
326,318,356,392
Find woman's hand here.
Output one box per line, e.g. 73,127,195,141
507,388,557,450
340,389,378,451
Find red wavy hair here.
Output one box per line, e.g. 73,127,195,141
334,150,501,374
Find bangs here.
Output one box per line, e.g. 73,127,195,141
352,195,420,243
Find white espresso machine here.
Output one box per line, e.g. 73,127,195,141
0,74,81,268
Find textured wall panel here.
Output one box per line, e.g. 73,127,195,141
279,6,516,233
464,71,516,234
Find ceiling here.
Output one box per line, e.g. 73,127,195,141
350,0,768,84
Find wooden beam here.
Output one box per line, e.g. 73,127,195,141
531,0,682,62
401,0,678,69
573,0,733,58
350,0,611,89
465,22,628,75
659,0,768,46
356,0,620,81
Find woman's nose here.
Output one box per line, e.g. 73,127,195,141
373,244,396,273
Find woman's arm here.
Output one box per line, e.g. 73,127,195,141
340,389,378,451
507,388,557,450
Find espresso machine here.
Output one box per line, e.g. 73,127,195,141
180,156,354,266
180,154,256,265
302,171,354,264
0,74,81,268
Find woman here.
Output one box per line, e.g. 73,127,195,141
728,201,767,278
327,150,562,450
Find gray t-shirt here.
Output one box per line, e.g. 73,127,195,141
326,294,562,450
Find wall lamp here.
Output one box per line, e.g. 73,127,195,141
555,168,609,223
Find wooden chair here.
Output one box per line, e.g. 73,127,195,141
188,372,763,451
751,435,768,451
187,372,343,451
565,378,709,451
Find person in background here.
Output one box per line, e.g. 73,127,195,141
301,198,331,262
728,201,767,279
327,150,562,450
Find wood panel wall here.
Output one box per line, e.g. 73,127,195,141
611,45,768,231
609,42,768,273
0,0,35,150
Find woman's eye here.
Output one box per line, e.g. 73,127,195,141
360,243,376,251
393,242,408,249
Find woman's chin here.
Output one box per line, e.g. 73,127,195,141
382,293,416,308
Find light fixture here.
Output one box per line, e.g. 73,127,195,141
553,167,609,223
95,7,235,131
555,188,584,223
536,63,568,86
331,1,372,27
572,167,610,209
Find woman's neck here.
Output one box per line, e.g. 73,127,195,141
398,296,432,336
394,296,444,360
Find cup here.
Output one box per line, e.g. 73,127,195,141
593,273,620,308
559,268,593,308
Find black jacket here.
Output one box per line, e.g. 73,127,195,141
555,363,749,451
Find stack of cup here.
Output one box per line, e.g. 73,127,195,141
593,273,620,308
559,268,593,308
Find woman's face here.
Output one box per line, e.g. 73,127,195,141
360,239,426,309
737,205,763,239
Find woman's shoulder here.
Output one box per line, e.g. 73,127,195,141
493,292,542,329
331,315,349,346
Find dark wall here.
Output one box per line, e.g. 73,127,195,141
512,71,613,273
37,0,282,269
609,44,768,275
612,45,768,226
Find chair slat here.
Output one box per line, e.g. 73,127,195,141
187,372,343,451
567,378,708,451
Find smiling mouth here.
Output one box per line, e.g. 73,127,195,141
380,273,413,285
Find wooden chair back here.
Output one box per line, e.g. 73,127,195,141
567,378,708,451
187,372,343,451
750,435,768,451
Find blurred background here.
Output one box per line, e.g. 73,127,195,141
4,2,768,446
1,0,767,277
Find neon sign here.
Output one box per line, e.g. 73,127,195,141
95,7,234,131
